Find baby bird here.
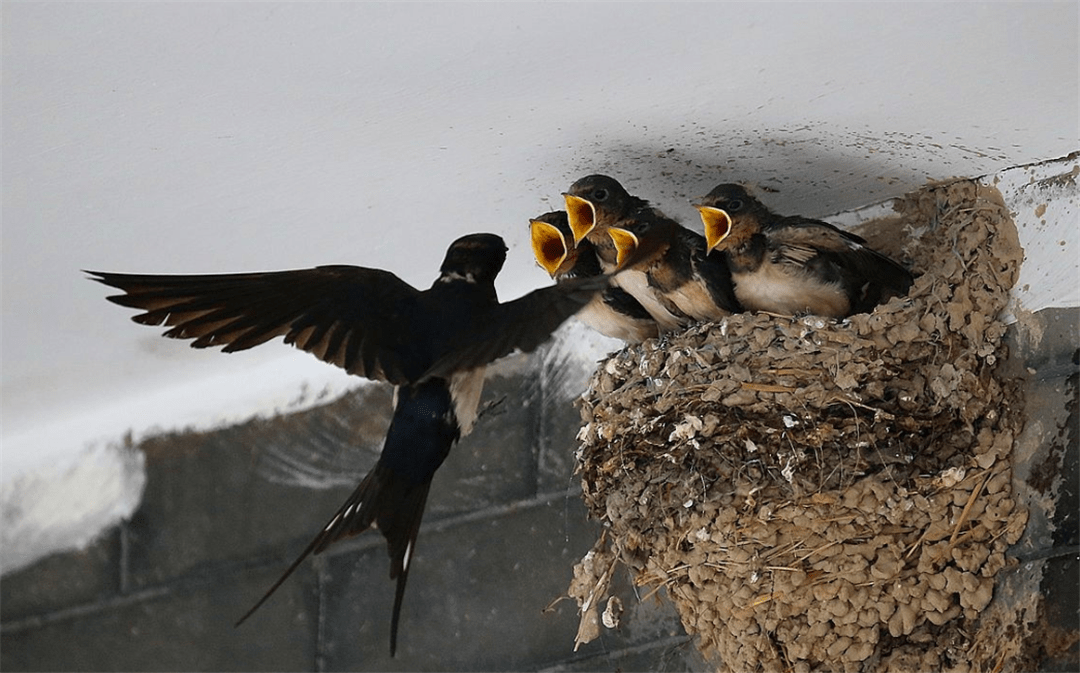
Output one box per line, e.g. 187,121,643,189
695,184,914,318
530,211,658,342
563,174,740,331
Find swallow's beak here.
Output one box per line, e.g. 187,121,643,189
563,193,596,246
607,227,639,270
696,205,733,253
529,220,569,278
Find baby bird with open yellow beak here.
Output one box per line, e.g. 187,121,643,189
695,184,915,318
563,174,741,331
530,211,658,342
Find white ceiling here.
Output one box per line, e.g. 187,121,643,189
3,2,1078,476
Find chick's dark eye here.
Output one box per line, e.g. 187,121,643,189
726,199,743,212
592,188,608,202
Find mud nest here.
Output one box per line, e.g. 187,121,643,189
568,180,1031,672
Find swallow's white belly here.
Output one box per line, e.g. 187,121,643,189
733,263,849,318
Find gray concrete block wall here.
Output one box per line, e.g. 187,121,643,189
1003,308,1080,671
0,350,703,672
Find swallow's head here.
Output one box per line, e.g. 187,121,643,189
698,183,754,213
529,211,574,278
606,227,640,270
695,184,758,252
562,174,632,245
441,233,508,284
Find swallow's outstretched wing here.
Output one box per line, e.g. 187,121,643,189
86,266,426,384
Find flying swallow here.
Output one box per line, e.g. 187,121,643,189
563,174,741,331
87,233,604,655
530,211,658,342
695,183,915,318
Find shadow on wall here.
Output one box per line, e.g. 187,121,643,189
546,128,1022,220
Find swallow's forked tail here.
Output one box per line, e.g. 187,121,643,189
235,459,431,657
